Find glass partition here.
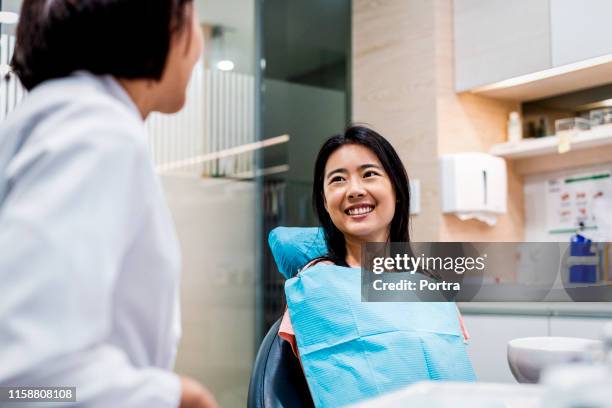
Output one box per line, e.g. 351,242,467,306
153,1,258,405
259,0,351,332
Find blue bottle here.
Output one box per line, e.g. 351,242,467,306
569,234,598,283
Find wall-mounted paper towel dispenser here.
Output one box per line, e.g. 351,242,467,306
440,153,507,225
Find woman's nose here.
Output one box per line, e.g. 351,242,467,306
347,181,366,199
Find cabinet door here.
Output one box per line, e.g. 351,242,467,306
454,0,551,92
549,316,612,340
550,0,612,67
461,314,549,382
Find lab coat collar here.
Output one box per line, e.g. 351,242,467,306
71,70,142,121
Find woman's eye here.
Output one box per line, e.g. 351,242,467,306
364,170,379,178
330,176,345,183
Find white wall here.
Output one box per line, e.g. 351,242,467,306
2,0,21,13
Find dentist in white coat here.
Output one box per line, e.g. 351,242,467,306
0,1,217,407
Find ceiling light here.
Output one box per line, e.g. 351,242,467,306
216,60,235,72
0,64,11,76
0,11,19,25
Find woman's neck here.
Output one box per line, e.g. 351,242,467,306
344,236,363,268
117,78,156,120
344,228,390,268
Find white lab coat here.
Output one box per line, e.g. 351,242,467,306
0,72,182,407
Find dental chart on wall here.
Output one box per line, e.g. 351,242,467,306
545,171,612,235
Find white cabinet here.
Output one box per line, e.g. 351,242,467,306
549,316,612,340
550,0,612,66
454,0,612,95
461,314,549,382
453,0,551,92
460,313,612,384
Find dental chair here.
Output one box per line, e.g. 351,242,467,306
247,317,314,408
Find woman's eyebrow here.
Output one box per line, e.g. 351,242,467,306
359,163,382,170
326,168,347,179
326,164,382,179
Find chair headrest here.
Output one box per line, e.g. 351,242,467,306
268,227,328,279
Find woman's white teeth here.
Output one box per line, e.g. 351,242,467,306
348,206,373,215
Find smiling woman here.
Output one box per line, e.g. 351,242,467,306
312,125,412,267
271,125,475,406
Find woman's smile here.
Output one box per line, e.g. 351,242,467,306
345,203,375,218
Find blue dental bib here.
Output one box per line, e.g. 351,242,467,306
269,227,477,407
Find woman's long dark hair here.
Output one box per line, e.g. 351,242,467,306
312,125,411,266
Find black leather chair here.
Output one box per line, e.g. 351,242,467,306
247,318,315,408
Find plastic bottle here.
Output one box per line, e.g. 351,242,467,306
507,111,522,143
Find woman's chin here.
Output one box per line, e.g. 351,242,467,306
342,223,380,241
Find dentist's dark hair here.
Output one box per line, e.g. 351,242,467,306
12,0,194,91
312,125,411,267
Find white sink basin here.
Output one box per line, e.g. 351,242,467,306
507,337,601,383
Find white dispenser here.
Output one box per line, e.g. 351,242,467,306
440,153,507,225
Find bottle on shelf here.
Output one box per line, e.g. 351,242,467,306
507,111,522,143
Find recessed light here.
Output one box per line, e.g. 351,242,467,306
0,11,19,25
0,64,11,76
216,60,235,71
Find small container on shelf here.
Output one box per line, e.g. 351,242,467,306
590,109,605,126
589,108,612,127
555,117,590,154
555,117,591,133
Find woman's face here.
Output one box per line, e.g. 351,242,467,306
323,144,396,243
157,4,204,113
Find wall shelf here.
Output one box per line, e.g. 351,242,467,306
470,58,612,101
490,124,612,159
